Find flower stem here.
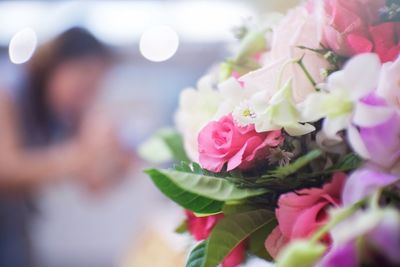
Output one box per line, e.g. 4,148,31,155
310,200,365,243
369,188,382,210
295,55,317,87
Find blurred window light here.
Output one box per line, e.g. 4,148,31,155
86,1,254,44
0,2,45,44
0,2,90,45
171,1,253,42
85,1,162,46
139,25,179,62
0,1,256,46
9,28,37,64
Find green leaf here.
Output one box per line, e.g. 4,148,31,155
161,129,190,162
248,218,277,261
204,209,275,267
154,169,268,201
222,203,258,215
138,128,189,163
263,149,322,179
293,153,362,181
186,241,207,267
327,153,361,172
175,220,188,234
145,169,223,214
235,31,267,63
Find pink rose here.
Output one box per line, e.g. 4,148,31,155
185,211,245,267
198,114,283,172
317,0,400,62
265,172,346,258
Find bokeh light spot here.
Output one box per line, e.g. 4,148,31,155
139,25,179,62
9,28,37,64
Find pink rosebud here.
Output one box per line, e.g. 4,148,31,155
185,210,223,241
198,114,283,172
222,242,246,267
185,211,245,267
265,172,346,258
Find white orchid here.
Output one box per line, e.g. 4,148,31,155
234,79,315,136
301,53,394,158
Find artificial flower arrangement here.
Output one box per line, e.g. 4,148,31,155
141,0,400,266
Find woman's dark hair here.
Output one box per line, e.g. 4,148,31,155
25,27,110,142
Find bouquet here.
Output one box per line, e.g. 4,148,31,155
141,0,400,266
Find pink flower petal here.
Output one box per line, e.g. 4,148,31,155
222,242,246,267
290,201,330,239
227,143,247,171
265,226,289,259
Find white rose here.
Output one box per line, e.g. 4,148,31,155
175,75,222,162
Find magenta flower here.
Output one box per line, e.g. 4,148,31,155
316,242,358,267
359,113,400,168
343,168,399,206
317,208,400,267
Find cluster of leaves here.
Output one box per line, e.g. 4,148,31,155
146,152,360,266
143,130,362,266
145,162,267,214
145,162,278,266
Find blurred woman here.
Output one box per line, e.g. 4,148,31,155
0,27,131,267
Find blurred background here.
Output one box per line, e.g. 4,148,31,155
0,1,300,267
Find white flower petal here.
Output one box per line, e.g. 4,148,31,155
197,74,215,89
347,124,371,159
175,74,222,162
377,57,400,108
270,79,295,104
323,115,350,140
285,123,315,136
254,115,280,133
239,57,285,98
326,71,347,91
300,92,331,122
218,77,242,98
353,101,394,127
344,53,381,99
